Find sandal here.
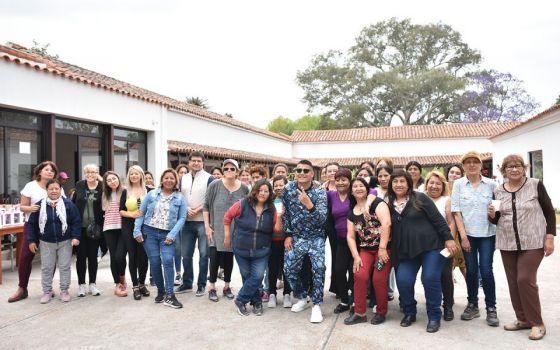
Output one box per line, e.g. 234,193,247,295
529,326,546,340
139,285,150,297
503,320,531,331
133,287,142,300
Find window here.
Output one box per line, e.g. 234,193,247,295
113,127,147,178
529,150,543,180
55,118,101,135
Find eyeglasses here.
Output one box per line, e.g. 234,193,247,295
223,167,237,172
506,165,523,171
295,168,311,174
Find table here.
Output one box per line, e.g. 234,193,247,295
0,224,24,284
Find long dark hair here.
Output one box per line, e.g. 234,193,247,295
247,179,274,211
349,177,370,210
102,171,123,211
387,170,423,211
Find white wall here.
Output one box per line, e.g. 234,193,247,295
292,138,493,158
167,110,293,158
492,111,560,207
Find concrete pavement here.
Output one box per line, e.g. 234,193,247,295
1,244,559,349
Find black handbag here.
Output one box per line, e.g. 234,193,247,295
86,223,102,240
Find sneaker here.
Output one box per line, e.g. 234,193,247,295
163,294,183,309
268,294,277,308
261,291,270,302
486,307,499,327
253,303,264,316
310,305,323,323
132,287,142,300
291,299,309,313
283,294,292,308
60,290,71,302
89,283,101,296
234,299,249,316
114,284,127,297
40,291,52,304
209,289,219,302
174,273,182,286
370,313,386,325
195,286,205,297
460,303,480,321
78,284,86,297
174,284,193,294
223,287,235,300
139,285,150,297
154,291,165,303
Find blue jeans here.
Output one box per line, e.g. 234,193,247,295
396,249,446,321
463,236,496,309
143,226,176,295
180,221,209,288
234,247,270,305
174,230,182,273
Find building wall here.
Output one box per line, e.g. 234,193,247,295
492,111,560,207
292,138,493,158
166,110,293,158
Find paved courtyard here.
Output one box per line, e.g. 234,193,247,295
1,243,558,349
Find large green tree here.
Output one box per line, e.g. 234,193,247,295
297,18,482,127
267,115,322,135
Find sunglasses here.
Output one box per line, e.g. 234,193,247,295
295,168,311,174
223,167,237,172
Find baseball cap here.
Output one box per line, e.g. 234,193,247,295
59,171,69,180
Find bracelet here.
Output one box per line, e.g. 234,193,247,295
379,247,387,250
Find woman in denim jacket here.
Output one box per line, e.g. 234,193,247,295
134,168,187,309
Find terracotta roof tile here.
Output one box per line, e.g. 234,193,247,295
168,140,299,165
0,42,290,142
308,153,492,168
292,123,520,142
491,104,560,139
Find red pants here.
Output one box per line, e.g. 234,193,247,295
354,249,391,315
18,223,35,289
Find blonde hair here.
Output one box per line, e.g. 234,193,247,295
424,170,449,197
82,163,99,180
126,165,147,198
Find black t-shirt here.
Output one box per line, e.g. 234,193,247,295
347,197,390,250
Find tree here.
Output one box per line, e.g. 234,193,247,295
267,115,323,135
30,40,59,60
267,116,294,135
185,96,209,109
555,95,560,105
459,70,539,122
297,18,481,127
293,115,321,131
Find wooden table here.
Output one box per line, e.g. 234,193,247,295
0,224,24,284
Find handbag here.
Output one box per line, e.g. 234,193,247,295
86,223,102,240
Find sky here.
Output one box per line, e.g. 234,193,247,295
1,0,559,128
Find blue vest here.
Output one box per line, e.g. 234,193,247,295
232,199,274,250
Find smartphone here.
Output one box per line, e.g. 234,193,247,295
376,259,384,271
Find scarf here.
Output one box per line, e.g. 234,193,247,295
38,197,68,235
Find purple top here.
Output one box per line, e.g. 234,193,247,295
328,188,377,239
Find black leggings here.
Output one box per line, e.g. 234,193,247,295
209,247,233,283
327,227,338,294
334,238,354,304
123,219,148,286
76,228,99,284
103,229,127,284
441,258,454,308
268,240,292,296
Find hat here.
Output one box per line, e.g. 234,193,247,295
59,171,69,180
222,159,239,170
460,151,482,164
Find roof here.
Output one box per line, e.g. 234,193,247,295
0,42,290,142
491,104,560,139
309,153,493,168
291,122,521,142
168,140,300,166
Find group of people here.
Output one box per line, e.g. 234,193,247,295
6,149,555,340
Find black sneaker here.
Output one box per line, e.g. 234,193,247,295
253,303,264,316
370,313,386,325
163,294,183,309
195,286,205,297
461,303,480,321
486,307,499,327
234,299,249,316
443,306,454,321
139,285,150,297
154,291,165,303
174,284,193,294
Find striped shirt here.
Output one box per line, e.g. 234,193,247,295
103,193,122,231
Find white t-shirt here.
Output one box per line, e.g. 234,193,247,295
20,181,66,221
433,196,449,223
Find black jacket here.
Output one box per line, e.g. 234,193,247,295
72,180,104,227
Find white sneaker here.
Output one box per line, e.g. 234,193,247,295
291,299,309,313
310,305,323,323
78,284,86,297
283,294,292,308
89,283,101,296
268,294,277,308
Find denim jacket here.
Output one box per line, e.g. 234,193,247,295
133,188,187,241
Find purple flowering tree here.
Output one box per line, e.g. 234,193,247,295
460,70,539,122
